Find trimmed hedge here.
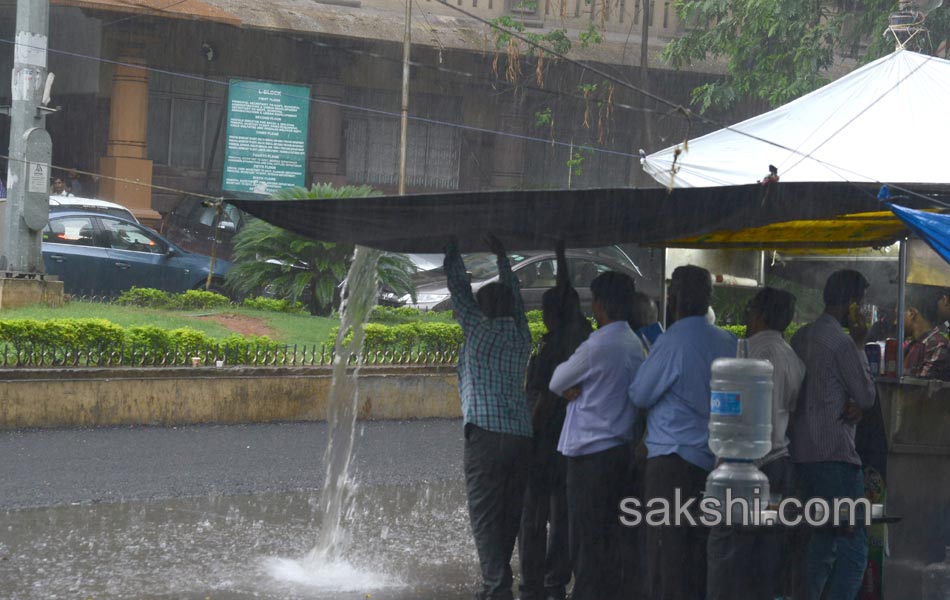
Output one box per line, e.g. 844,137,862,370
331,317,547,352
0,318,280,364
115,287,230,310
177,290,230,310
337,318,806,352
114,287,176,309
240,296,306,314
0,318,125,347
0,311,811,367
721,325,746,339
720,323,805,343
332,321,468,351
370,306,426,324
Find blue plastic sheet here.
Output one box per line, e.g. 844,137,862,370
888,203,950,266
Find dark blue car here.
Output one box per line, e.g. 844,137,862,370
42,210,231,296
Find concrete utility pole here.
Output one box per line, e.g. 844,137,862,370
397,0,411,195
0,0,62,307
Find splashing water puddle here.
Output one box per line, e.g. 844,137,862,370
0,482,477,599
264,555,402,590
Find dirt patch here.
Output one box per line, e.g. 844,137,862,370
195,313,277,339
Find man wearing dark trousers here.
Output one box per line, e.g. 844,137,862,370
549,271,645,600
790,269,875,599
629,265,737,600
520,241,592,600
445,234,534,600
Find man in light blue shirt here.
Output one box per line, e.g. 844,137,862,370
550,271,644,600
629,265,736,600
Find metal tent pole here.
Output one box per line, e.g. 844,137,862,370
897,238,908,379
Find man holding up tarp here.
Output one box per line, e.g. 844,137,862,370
445,234,533,600
519,241,591,600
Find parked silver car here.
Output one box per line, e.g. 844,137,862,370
402,246,642,313
49,195,140,224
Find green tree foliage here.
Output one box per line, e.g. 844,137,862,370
225,184,417,316
664,0,950,112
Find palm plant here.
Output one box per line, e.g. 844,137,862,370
225,184,416,315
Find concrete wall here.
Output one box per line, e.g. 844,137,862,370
0,366,461,430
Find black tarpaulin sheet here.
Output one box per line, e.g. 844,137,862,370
226,182,946,253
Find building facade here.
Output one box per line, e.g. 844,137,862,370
1,0,750,236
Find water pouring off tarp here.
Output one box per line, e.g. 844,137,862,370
311,245,381,557
268,245,388,586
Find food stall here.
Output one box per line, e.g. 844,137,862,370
639,47,950,599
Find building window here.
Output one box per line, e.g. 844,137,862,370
147,72,225,171
344,88,461,190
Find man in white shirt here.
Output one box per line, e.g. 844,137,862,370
707,287,806,600
549,271,644,600
50,177,73,197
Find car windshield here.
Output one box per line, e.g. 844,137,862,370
591,246,635,269
459,252,530,280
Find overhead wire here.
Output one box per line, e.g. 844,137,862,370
1,153,226,202
100,0,194,27
412,0,447,61
94,0,673,122
317,35,675,115
0,38,640,161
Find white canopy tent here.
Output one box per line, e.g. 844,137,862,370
641,50,950,188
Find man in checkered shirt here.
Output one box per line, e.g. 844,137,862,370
445,233,533,600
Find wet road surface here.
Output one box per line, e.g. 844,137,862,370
0,419,464,509
0,420,484,599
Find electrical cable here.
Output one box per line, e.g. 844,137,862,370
1,153,226,202
100,0,194,28
0,38,641,159
412,0,446,60
68,0,666,120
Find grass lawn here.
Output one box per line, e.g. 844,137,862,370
229,307,338,346
0,301,340,346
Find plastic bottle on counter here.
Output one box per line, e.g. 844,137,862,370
884,338,899,378
865,343,882,376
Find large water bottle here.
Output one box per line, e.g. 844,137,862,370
923,546,950,599
708,339,774,460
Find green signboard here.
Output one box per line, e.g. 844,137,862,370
222,79,310,195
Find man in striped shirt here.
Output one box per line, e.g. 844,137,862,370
445,234,533,600
790,269,876,600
